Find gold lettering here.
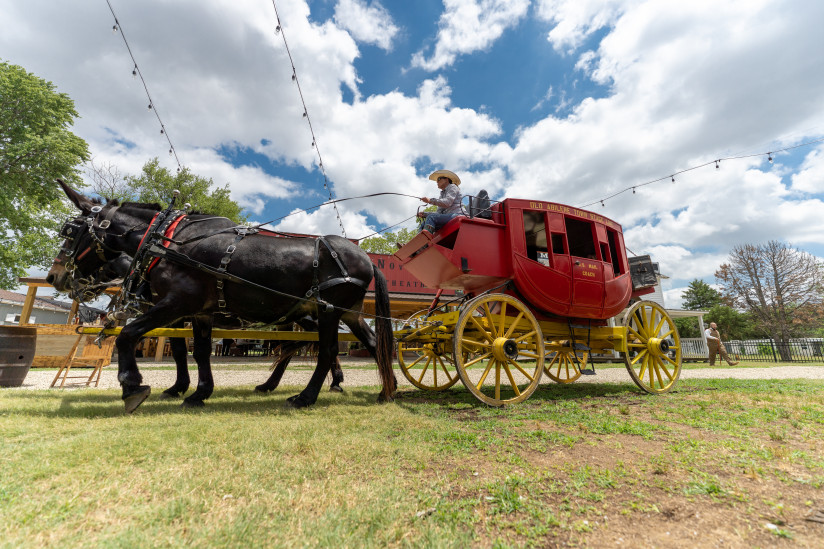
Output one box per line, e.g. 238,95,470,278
582,271,596,278
529,201,543,209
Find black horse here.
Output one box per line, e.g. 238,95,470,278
48,181,396,412
73,252,346,397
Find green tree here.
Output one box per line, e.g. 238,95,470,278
0,61,89,288
705,305,758,340
681,279,722,310
123,158,247,223
360,227,419,254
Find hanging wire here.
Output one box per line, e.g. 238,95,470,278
577,136,824,209
105,0,184,173
269,0,346,237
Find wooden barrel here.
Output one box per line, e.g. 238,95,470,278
0,326,37,387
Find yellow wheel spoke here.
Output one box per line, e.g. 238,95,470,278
660,329,675,339
469,316,493,343
514,330,538,343
405,352,428,368
495,362,501,400
518,351,541,359
662,354,679,368
503,312,524,339
482,303,496,333
638,355,648,379
653,356,665,388
436,356,455,381
630,349,647,366
655,355,673,381
461,336,491,350
627,326,645,343
476,358,494,387
509,360,535,382
627,342,647,348
416,358,432,383
465,351,492,368
497,302,508,337
502,361,521,396
652,316,665,337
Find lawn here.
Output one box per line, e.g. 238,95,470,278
1,377,823,547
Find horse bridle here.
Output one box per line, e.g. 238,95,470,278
57,205,125,301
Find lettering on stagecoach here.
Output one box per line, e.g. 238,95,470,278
581,271,597,278
526,201,620,230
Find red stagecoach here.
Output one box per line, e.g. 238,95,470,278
392,196,681,406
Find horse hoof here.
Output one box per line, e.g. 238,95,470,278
123,386,151,414
329,385,343,393
181,399,205,408
254,385,274,393
377,392,395,404
159,389,184,400
286,394,312,408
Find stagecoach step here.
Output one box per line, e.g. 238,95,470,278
572,343,591,351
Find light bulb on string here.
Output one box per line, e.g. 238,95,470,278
768,152,773,163
112,24,118,33
715,160,720,169
291,72,296,82
148,103,153,110
632,187,636,194
132,66,137,79
302,111,307,118
275,25,281,34
601,200,605,207
169,148,173,156
671,176,675,183
160,128,164,134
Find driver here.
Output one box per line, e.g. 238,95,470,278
419,169,465,233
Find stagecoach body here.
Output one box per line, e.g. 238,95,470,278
393,197,681,406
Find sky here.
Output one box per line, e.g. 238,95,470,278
2,0,823,308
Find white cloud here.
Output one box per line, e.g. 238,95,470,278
535,0,636,53
333,0,399,51
790,146,824,194
411,0,530,71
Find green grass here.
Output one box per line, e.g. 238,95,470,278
2,377,824,547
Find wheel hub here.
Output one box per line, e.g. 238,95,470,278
492,337,519,361
647,337,669,356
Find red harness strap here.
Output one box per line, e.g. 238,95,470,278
136,213,187,275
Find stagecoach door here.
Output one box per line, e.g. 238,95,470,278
564,216,603,311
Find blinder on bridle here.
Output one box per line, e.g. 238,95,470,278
57,204,122,301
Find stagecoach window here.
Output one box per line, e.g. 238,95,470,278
606,228,623,274
564,217,597,259
522,211,548,263
551,233,566,255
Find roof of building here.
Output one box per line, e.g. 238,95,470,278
0,289,73,312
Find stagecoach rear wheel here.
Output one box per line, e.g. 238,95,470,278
453,294,544,406
621,300,682,393
544,341,588,384
397,310,460,391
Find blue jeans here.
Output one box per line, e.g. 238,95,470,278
419,212,460,233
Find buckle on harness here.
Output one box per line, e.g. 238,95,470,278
312,260,318,268
99,220,111,229
226,244,236,254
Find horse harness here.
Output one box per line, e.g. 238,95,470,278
113,211,369,321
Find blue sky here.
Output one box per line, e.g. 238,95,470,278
2,0,823,307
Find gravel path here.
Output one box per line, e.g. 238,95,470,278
12,362,824,391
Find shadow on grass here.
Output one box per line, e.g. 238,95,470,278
1,385,390,419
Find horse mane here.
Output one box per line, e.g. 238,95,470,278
119,201,162,212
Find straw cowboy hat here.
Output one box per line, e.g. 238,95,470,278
428,169,461,185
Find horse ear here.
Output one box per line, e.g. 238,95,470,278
57,179,95,214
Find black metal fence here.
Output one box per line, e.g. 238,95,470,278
721,339,824,363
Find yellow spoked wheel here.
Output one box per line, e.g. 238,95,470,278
453,294,544,406
622,300,682,393
544,341,588,383
397,310,459,391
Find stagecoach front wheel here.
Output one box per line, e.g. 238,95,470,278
621,300,682,393
397,310,460,391
544,342,589,384
453,294,544,406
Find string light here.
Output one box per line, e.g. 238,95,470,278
105,0,184,174
270,0,347,237
577,136,824,209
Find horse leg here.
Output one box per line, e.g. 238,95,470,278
287,317,338,408
255,344,294,393
159,321,191,398
114,302,186,413
182,315,215,407
296,317,343,392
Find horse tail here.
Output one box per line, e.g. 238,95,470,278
372,263,397,402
